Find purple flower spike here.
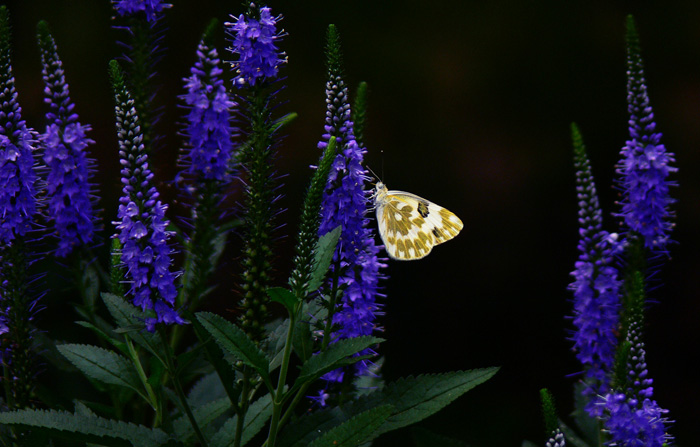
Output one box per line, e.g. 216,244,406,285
617,17,676,253
0,23,38,245
112,63,183,331
317,26,385,383
113,0,171,22
226,5,286,87
569,125,623,413
600,393,671,447
38,22,97,257
181,32,235,183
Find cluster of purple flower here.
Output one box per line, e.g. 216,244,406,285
569,17,674,446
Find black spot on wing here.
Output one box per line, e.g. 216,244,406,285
417,201,430,218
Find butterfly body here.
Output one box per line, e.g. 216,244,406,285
374,182,463,260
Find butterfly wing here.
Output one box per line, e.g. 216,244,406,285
376,189,463,261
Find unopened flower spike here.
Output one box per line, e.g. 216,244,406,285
616,15,676,254
109,60,184,332
568,124,623,415
317,24,384,385
112,0,171,154
0,5,42,410
540,389,566,447
599,272,673,447
37,21,98,258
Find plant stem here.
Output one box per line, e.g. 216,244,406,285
159,329,208,447
125,336,159,418
266,303,299,447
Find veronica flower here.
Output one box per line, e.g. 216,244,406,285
113,0,171,22
0,18,37,245
37,21,97,257
225,4,286,342
111,61,183,331
569,124,623,412
0,5,41,409
227,5,286,88
616,16,676,253
112,0,170,154
599,318,672,446
317,25,384,383
180,23,235,184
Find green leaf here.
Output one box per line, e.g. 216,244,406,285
196,312,270,381
191,313,241,406
101,292,165,362
0,408,174,447
307,405,393,447
187,372,226,408
267,286,298,315
210,394,273,447
297,336,383,384
292,309,314,363
267,317,290,372
412,426,468,447
278,368,498,447
75,321,127,353
57,344,147,400
174,397,231,443
307,225,341,293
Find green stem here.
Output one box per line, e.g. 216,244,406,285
125,337,159,414
266,304,299,447
159,329,208,447
233,368,252,447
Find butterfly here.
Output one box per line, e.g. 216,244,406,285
374,182,463,260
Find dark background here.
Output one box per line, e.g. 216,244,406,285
4,0,700,445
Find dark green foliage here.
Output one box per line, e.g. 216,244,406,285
277,368,499,447
288,137,337,298
539,388,558,437
352,82,369,148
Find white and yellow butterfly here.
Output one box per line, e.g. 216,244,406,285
374,182,463,260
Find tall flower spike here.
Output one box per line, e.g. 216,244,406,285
599,273,673,446
175,19,236,318
0,8,38,245
227,3,286,88
318,25,384,384
110,61,183,331
226,4,285,342
568,124,623,413
37,21,97,257
0,5,41,409
180,18,235,184
112,0,171,154
616,16,676,253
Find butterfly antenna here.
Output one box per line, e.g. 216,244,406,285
366,164,381,184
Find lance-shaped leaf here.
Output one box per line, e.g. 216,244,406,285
173,397,232,443
267,286,298,315
102,292,165,362
307,225,341,293
278,368,498,447
196,312,270,382
0,408,174,447
308,405,393,447
296,336,383,384
210,394,273,447
57,344,147,401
